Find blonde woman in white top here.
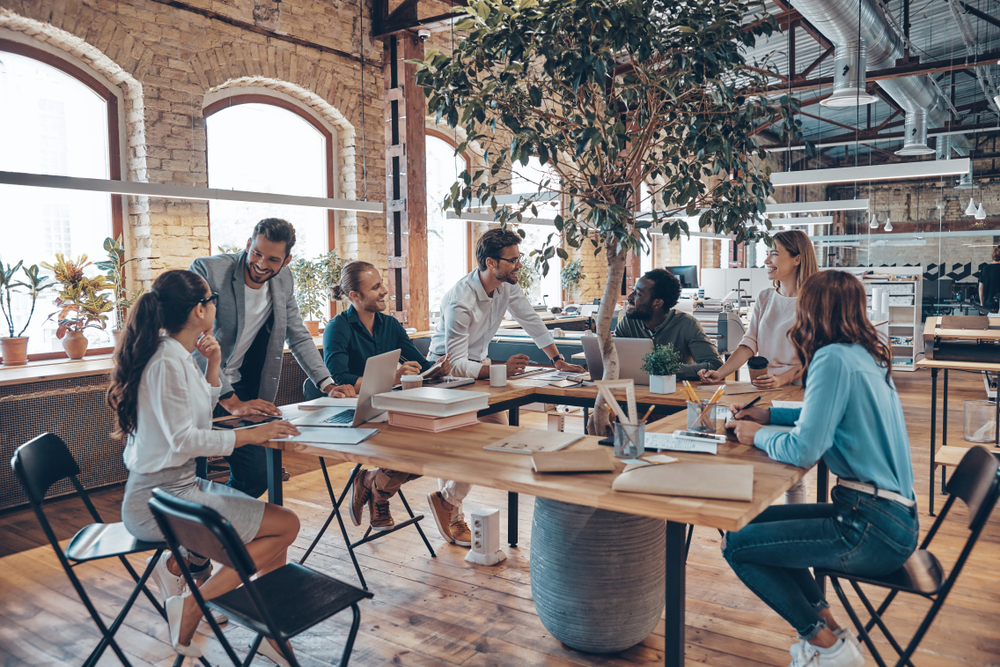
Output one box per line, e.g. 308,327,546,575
699,230,818,503
108,269,302,662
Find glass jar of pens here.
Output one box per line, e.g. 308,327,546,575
595,379,655,458
682,381,725,433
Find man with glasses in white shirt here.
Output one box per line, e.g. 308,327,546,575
425,228,584,546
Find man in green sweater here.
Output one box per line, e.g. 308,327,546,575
615,268,723,380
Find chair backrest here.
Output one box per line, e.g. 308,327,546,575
11,432,83,506
147,488,257,576
946,445,1000,531
412,337,431,357
302,378,324,400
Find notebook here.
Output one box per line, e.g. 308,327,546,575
612,462,754,501
484,429,584,454
532,448,617,473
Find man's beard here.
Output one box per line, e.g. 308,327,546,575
245,264,276,285
625,304,652,321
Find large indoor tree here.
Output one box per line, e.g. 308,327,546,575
414,0,806,434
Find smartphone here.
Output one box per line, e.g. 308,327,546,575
673,430,727,443
213,414,281,430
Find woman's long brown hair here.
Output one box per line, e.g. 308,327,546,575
787,270,893,384
106,270,208,438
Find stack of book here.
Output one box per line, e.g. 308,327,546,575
371,387,490,432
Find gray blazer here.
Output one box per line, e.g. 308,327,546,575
189,251,330,402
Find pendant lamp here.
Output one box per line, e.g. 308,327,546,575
976,203,987,220
884,215,893,232
965,197,978,216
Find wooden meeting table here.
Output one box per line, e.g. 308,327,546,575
261,382,808,667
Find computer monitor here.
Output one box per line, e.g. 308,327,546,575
665,265,698,289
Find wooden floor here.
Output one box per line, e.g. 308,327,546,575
1,369,999,666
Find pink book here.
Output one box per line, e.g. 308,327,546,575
387,411,481,432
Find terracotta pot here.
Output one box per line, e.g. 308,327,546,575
305,320,320,337
1,337,29,366
62,330,89,360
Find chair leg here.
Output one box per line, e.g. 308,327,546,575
59,561,134,667
829,577,889,667
683,524,694,561
338,604,363,667
397,489,436,559
299,461,359,565
893,592,951,667
848,580,918,667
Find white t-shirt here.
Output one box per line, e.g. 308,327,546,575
223,284,272,387
738,287,800,378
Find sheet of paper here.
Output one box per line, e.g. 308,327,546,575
275,427,378,445
771,401,804,409
643,432,718,455
621,458,650,467
698,383,778,395
296,396,359,410
644,454,679,464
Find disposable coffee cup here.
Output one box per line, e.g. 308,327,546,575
401,375,423,390
747,356,769,383
489,363,507,388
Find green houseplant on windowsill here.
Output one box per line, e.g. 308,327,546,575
96,235,149,339
42,254,115,360
640,344,682,395
560,259,586,304
0,260,55,366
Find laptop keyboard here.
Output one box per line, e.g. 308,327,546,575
320,409,355,425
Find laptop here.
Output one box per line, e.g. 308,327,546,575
580,335,653,385
293,349,401,427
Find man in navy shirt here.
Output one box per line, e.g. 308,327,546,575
324,261,451,533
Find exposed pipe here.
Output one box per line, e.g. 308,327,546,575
797,0,972,156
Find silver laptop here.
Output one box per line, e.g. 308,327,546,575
293,349,401,427
580,335,653,385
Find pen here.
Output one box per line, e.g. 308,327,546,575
732,395,762,419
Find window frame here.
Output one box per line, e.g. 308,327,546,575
203,94,337,253
425,127,474,277
1,38,124,362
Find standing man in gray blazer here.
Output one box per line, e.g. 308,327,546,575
190,218,355,498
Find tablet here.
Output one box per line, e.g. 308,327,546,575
212,414,282,430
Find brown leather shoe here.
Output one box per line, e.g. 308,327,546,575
349,470,371,527
426,491,453,543
449,502,471,547
369,495,395,531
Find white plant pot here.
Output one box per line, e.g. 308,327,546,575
648,374,676,395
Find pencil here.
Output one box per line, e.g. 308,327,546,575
706,385,726,406
639,404,656,424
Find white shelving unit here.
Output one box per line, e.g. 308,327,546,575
861,270,923,371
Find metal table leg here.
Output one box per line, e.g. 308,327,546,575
509,406,519,548
266,447,283,506
929,368,938,516
664,521,687,667
942,370,949,494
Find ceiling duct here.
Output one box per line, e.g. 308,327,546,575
792,0,971,157
822,40,879,107
935,136,951,161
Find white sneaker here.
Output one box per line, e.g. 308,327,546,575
148,552,186,600
789,638,820,667
834,627,864,655
788,638,865,667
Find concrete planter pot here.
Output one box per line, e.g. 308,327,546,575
530,497,665,653
649,374,676,395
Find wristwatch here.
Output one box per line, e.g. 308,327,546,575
551,354,565,364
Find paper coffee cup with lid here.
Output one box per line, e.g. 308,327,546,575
401,375,423,390
747,356,769,382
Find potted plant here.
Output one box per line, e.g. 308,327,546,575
290,257,325,336
42,254,115,359
316,250,350,318
413,0,803,435
640,344,682,394
0,260,55,366
560,259,586,304
95,235,147,338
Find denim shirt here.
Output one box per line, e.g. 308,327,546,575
754,343,915,500
323,306,432,386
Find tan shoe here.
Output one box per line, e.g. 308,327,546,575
349,470,371,527
426,491,453,543
449,504,472,548
369,493,395,531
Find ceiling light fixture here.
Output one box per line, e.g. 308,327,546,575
965,197,978,215
976,203,988,220
0,170,385,214
763,199,870,215
884,214,893,232
869,212,879,229
770,158,971,187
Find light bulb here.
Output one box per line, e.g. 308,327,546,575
965,197,977,216
869,212,878,229
976,203,987,220
884,216,893,232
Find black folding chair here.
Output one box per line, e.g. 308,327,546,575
300,379,436,589
10,433,174,667
148,488,372,667
816,446,1000,667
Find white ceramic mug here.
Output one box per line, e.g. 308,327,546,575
490,363,507,388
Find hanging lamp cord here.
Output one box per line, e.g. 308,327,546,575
360,0,368,201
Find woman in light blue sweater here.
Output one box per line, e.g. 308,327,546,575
724,270,918,667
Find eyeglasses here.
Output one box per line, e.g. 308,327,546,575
199,292,220,306
493,254,523,266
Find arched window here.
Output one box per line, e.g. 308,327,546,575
205,96,334,263
426,132,471,314
0,40,122,357
512,157,562,307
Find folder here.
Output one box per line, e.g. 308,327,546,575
612,462,754,501
531,448,618,473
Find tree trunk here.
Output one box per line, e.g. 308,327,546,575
588,239,629,436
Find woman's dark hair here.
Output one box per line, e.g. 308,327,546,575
992,245,1000,262
106,270,209,438
330,260,376,300
645,268,681,310
476,228,523,271
250,218,296,255
787,270,893,385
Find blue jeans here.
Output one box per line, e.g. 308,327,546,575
723,486,918,639
223,444,269,499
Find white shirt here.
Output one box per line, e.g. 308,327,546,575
738,287,800,377
223,283,272,387
428,270,556,378
123,336,236,474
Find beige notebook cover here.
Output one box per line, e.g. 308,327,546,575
612,463,754,501
532,448,617,473
485,430,584,454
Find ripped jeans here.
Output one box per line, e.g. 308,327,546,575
723,486,918,639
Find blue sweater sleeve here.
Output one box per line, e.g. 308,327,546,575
754,350,851,468
322,317,361,387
